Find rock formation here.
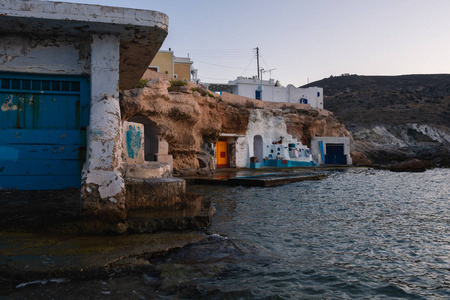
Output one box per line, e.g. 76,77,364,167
306,74,450,167
389,158,428,172
120,76,350,174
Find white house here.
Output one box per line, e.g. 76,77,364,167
207,76,323,109
215,110,316,169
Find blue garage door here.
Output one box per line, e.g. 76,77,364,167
0,73,90,190
325,143,347,165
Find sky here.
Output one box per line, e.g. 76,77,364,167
51,0,450,87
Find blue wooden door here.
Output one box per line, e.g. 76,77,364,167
325,144,347,165
0,73,90,190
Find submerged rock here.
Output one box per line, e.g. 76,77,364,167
389,158,428,172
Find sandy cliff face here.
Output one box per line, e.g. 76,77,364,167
120,77,350,173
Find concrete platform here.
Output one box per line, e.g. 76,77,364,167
125,177,186,210
186,167,328,187
126,193,215,233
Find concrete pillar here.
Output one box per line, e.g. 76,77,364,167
81,33,126,222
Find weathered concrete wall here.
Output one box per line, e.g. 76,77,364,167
81,33,126,221
0,0,169,90
0,34,90,75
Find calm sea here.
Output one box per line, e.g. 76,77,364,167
10,168,450,299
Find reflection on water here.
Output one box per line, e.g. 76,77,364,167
9,168,450,299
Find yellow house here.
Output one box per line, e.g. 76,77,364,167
143,50,198,82
146,50,174,78
174,57,193,82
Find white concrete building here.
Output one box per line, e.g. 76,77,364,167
310,137,352,165
0,0,168,220
215,110,316,169
207,77,323,109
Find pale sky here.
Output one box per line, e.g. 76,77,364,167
51,0,450,87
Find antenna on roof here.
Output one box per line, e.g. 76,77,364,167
263,68,276,80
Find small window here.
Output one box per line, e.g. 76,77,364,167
1,78,11,89
32,80,41,90
71,81,80,91
61,81,71,91
12,79,20,89
42,80,51,91
317,92,320,97
51,81,61,91
22,80,31,90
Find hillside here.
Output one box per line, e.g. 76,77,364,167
303,74,450,166
120,76,349,175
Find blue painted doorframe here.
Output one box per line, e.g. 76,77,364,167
0,73,90,190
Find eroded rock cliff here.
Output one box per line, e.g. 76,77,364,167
306,74,450,167
120,77,350,173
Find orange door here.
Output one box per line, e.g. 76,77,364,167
216,141,228,167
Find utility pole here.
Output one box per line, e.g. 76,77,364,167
254,47,260,79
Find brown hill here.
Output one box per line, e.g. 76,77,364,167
303,74,450,166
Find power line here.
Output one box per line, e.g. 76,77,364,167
259,54,271,70
194,58,257,71
175,48,251,52
176,48,253,58
200,75,233,81
241,57,256,76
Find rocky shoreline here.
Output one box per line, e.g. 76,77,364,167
0,230,209,294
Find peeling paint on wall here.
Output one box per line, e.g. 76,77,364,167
1,97,17,111
126,124,142,159
122,121,145,164
0,34,91,75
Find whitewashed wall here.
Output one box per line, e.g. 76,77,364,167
226,77,323,108
0,34,90,75
288,85,323,109
243,110,301,167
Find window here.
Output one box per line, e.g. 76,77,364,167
0,77,81,93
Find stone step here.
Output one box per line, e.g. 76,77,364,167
123,162,172,179
124,177,186,210
126,194,215,233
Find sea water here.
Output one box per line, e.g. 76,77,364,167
10,168,450,299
